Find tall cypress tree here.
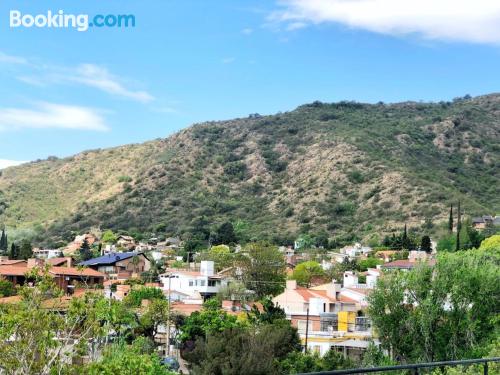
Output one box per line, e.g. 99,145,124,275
9,243,19,260
402,224,408,249
456,201,461,251
448,205,454,233
0,229,7,252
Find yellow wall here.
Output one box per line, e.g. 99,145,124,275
338,311,356,332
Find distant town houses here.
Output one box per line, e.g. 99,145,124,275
340,243,372,258
79,252,151,280
159,261,228,302
273,274,377,359
0,256,105,294
32,248,63,259
472,214,500,230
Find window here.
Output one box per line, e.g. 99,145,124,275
200,280,206,287
189,280,194,287
208,280,216,287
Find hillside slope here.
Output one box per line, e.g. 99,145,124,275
1,94,499,246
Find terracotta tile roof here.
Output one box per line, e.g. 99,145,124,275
165,269,203,277
382,260,415,269
49,267,105,278
171,302,203,315
47,258,70,266
0,265,29,276
0,260,27,266
295,287,336,303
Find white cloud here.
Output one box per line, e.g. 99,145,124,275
69,64,155,103
272,0,500,44
0,52,28,65
242,28,254,35
0,102,109,132
222,57,236,64
0,159,27,169
12,58,155,103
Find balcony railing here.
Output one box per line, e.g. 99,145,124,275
296,357,500,375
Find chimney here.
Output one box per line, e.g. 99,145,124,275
343,271,358,288
200,261,214,277
326,282,341,299
286,279,297,290
65,257,72,268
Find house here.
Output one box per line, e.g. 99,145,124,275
381,258,435,271
33,248,63,259
47,257,73,267
159,261,228,301
273,280,373,357
341,243,372,258
0,258,105,294
472,215,500,230
373,250,398,262
116,235,136,250
0,257,27,267
79,252,150,280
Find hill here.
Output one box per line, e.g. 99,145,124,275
1,94,499,247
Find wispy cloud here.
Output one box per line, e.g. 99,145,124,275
2,51,156,104
68,64,155,103
0,51,28,65
242,28,254,35
0,159,27,169
0,102,109,132
222,57,236,64
271,0,500,44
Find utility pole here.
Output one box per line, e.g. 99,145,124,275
166,273,171,356
304,308,310,353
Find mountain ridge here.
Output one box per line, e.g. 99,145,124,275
1,94,499,247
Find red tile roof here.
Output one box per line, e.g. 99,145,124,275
0,266,29,276
295,287,336,303
0,260,26,266
47,258,70,266
50,267,105,278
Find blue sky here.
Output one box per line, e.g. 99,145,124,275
1,0,500,164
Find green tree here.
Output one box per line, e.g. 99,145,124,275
368,248,500,363
291,261,325,287
448,204,453,233
205,244,233,271
179,299,240,344
124,286,165,307
0,268,116,374
86,342,174,375
18,239,33,260
79,238,93,261
479,235,500,251
101,230,118,244
456,201,461,251
420,235,432,253
212,221,237,245
0,228,7,253
9,242,19,260
239,242,286,297
0,279,16,297
137,298,170,344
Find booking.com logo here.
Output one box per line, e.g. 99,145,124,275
9,10,135,32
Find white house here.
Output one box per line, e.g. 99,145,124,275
33,248,63,259
341,243,372,258
159,261,228,302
